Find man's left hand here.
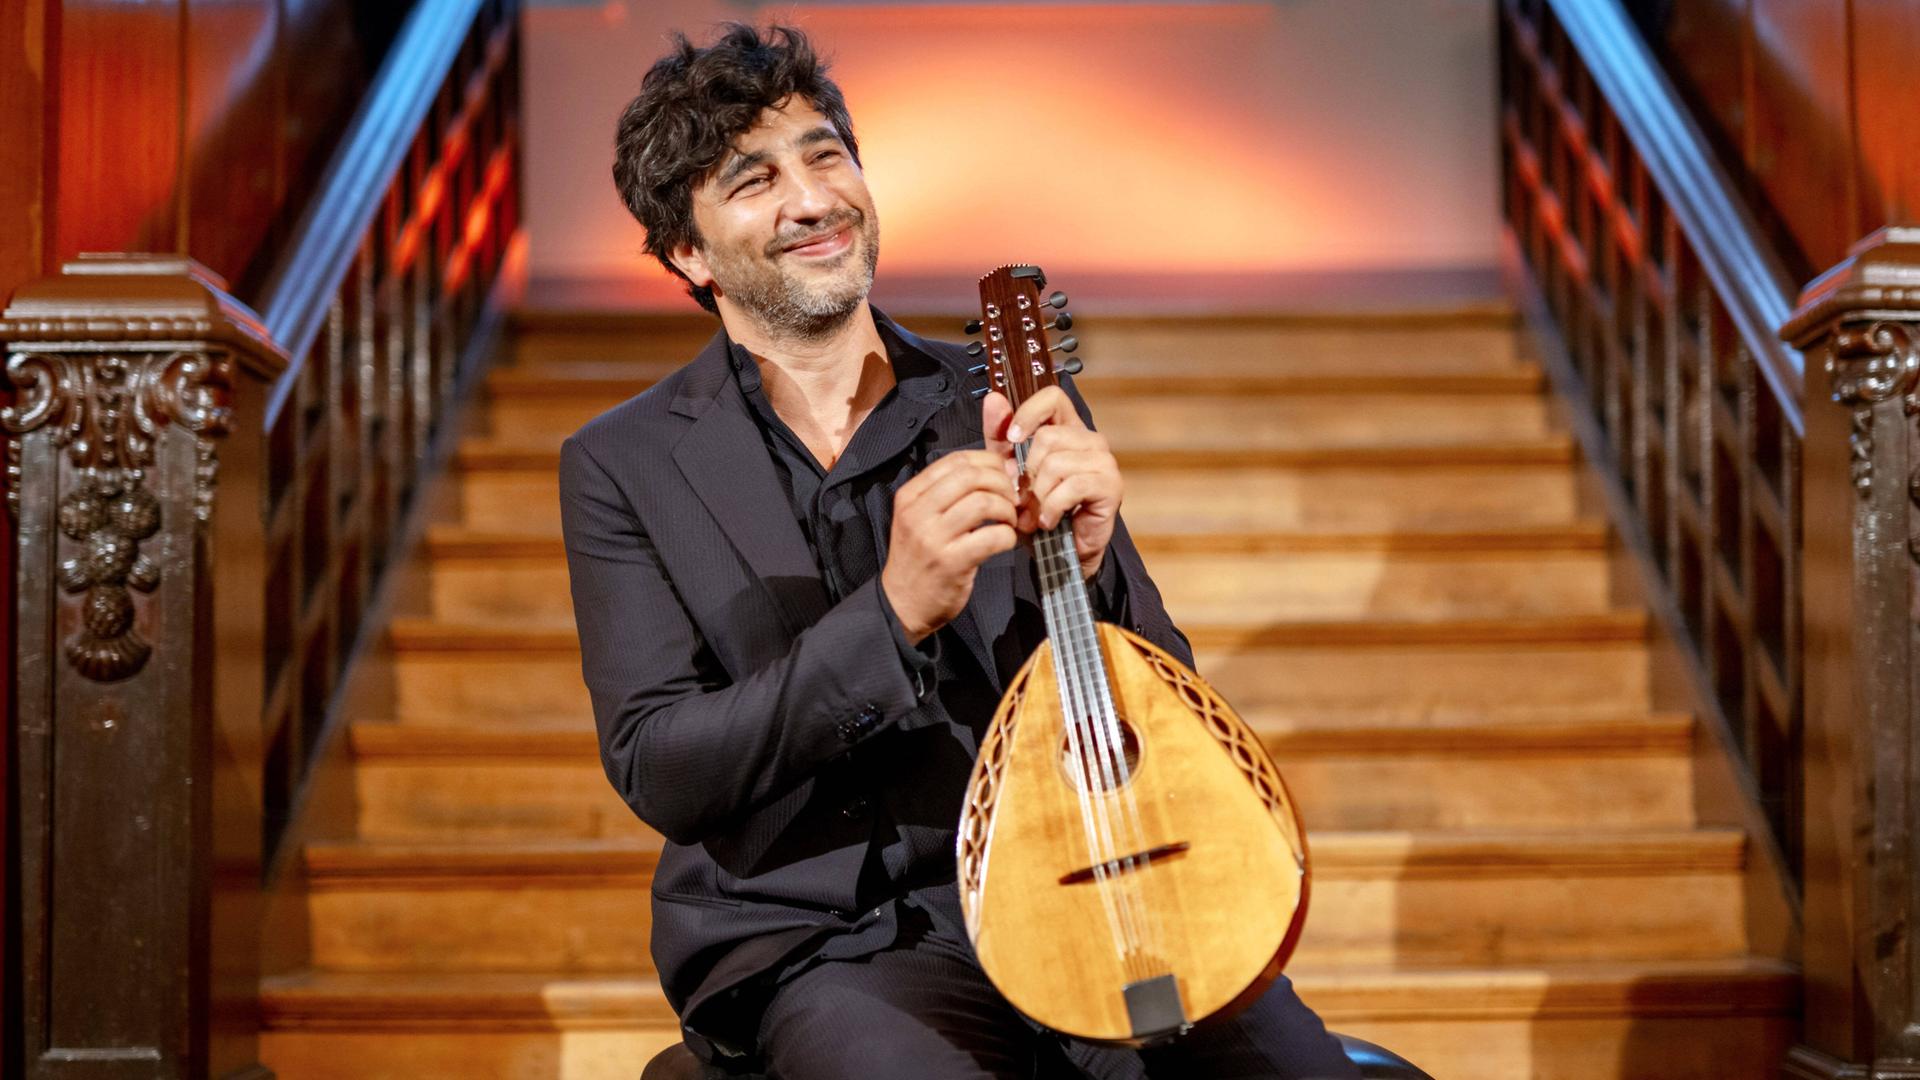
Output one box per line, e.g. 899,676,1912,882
983,386,1123,580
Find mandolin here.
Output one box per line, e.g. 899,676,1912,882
956,264,1311,1045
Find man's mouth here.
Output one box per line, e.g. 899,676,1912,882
780,225,854,259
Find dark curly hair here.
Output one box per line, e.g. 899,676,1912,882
613,24,861,314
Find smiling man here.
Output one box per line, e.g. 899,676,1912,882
562,22,1358,1080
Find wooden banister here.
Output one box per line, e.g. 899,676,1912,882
1505,1,1920,1073
1536,0,1802,418
1500,0,1806,909
259,0,492,385
1780,227,1920,1078
1,0,522,1074
1,256,288,1077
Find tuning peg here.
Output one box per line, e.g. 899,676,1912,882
1041,290,1068,310
966,341,985,357
963,318,982,335
1047,312,1073,332
967,362,989,377
970,385,991,399
1048,335,1078,354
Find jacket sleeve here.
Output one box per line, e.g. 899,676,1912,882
559,435,925,846
1059,374,1196,670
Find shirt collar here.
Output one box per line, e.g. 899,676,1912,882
724,310,955,408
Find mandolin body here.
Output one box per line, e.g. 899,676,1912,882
957,622,1310,1044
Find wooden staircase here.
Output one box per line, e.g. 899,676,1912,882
258,306,1797,1079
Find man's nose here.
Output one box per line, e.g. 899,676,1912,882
781,165,839,222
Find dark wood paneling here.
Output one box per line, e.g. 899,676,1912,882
267,0,381,301
1748,0,1855,281
1653,0,1751,165
0,4,50,1066
1639,0,1920,285
184,0,284,292
0,0,50,294
1851,0,1920,236
53,0,185,261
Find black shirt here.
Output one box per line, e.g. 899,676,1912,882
726,316,1129,970
728,319,1128,700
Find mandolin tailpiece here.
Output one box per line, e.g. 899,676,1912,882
1122,974,1189,1044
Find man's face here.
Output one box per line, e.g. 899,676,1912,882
673,98,880,339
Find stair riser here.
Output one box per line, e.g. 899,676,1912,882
510,322,1527,374
459,464,1582,534
353,762,653,840
424,548,1611,625
487,392,1551,445
304,865,1743,972
261,1030,683,1080
390,642,1649,724
1327,1015,1793,1080
352,751,1695,842
308,881,655,973
260,1014,1790,1080
1278,752,1694,832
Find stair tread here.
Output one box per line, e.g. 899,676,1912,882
303,828,1744,882
488,363,1546,398
422,521,1612,559
386,611,1650,652
349,712,1694,760
454,435,1580,472
259,957,1797,1026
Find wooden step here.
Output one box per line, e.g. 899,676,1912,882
455,439,1585,534
505,310,1533,377
258,960,1796,1080
259,970,683,1080
457,436,1577,473
301,829,1743,972
384,612,1649,724
486,372,1552,442
488,359,1543,411
347,712,1696,840
421,523,1612,625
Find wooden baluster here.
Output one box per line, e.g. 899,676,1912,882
1782,226,1920,1078
1,255,286,1078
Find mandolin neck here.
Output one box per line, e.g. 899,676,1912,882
1021,446,1105,662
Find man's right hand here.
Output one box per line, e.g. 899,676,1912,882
881,448,1020,645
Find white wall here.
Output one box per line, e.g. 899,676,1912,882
524,1,1500,307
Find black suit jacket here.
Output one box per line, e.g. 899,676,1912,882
557,311,1194,1049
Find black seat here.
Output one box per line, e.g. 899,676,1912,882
641,1033,1435,1079
1333,1033,1435,1080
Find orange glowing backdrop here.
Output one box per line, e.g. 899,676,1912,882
524,0,1499,308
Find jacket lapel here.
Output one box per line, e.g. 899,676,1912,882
667,315,1023,687
670,330,832,640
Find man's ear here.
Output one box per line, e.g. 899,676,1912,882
668,240,713,290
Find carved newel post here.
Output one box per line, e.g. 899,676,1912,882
3,256,285,1078
1783,227,1920,1080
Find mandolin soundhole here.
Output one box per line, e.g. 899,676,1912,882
1057,716,1142,793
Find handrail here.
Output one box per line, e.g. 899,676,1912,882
257,0,485,421
1500,0,1806,894
1533,0,1804,430
1,2,521,1071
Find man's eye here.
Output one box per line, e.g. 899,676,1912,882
734,175,770,195
812,150,841,165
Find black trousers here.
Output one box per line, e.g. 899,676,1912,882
754,898,1361,1080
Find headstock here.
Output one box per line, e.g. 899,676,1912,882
963,264,1080,410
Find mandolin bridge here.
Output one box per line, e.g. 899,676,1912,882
1057,840,1191,885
